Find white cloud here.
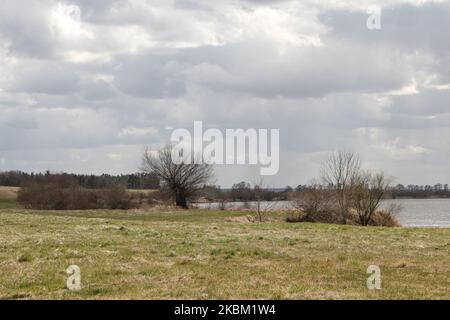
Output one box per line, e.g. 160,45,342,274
0,0,449,186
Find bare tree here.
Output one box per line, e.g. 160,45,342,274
351,171,390,226
321,151,361,224
253,177,276,222
231,181,252,201
141,145,213,209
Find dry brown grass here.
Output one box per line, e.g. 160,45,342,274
0,186,20,200
0,207,449,299
126,189,158,195
0,187,20,209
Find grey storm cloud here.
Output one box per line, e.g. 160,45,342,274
182,40,412,98
10,61,81,95
114,55,187,98
0,0,449,186
390,88,450,117
320,2,450,53
0,1,57,59
319,2,450,83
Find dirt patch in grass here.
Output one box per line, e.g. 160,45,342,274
0,187,20,209
0,186,19,200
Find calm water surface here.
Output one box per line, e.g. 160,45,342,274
195,199,450,227
381,199,450,227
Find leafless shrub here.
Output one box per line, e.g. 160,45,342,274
252,178,277,222
351,171,390,226
370,210,401,227
287,151,400,228
290,185,336,222
285,208,341,224
370,202,402,227
321,150,361,224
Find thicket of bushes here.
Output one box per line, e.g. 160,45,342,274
17,185,137,210
286,185,401,227
16,174,138,210
284,151,402,227
286,207,400,227
18,185,136,210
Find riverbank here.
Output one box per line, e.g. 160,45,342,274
195,199,450,227
1,207,449,299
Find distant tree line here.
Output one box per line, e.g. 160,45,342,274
198,181,450,203
390,183,450,198
192,182,290,203
0,170,159,190
229,181,287,201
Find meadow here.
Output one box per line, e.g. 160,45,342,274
0,187,450,299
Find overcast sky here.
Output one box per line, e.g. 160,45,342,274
0,0,449,187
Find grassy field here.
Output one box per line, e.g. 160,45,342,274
0,188,450,299
0,186,19,209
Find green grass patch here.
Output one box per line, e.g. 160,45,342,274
0,207,449,299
